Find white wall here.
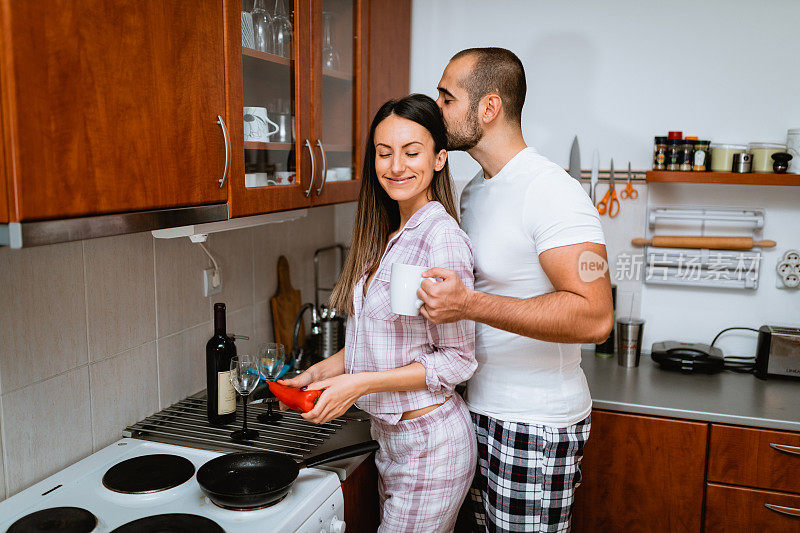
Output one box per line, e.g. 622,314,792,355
410,0,800,356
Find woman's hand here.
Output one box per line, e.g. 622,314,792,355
301,373,368,424
275,370,317,410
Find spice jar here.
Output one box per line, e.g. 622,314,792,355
692,140,710,171
666,139,682,170
653,136,667,170
680,141,694,171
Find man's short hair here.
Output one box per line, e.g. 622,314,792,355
450,47,526,124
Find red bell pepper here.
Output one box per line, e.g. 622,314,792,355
268,381,322,413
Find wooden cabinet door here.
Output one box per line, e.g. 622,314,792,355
0,102,7,223
572,410,708,532
304,0,365,207
706,482,800,532
342,455,380,531
1,0,228,221
226,0,315,218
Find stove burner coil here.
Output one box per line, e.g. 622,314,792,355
7,507,97,533
110,514,225,533
102,454,195,494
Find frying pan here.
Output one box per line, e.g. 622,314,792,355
196,441,379,510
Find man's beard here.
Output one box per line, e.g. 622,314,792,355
445,110,483,151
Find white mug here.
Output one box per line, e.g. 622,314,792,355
390,263,436,316
243,107,279,142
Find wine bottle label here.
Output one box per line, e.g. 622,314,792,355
217,371,237,415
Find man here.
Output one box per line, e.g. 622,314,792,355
418,47,613,532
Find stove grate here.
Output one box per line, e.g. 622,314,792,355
124,394,346,458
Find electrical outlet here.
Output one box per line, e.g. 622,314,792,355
203,268,222,297
776,249,800,289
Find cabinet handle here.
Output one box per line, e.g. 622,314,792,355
770,443,800,456
304,139,316,198
316,140,328,196
764,503,800,519
217,115,230,189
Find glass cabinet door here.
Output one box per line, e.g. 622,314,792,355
311,0,363,205
229,0,312,216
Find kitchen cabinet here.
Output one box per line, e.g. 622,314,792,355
1,0,411,235
342,454,380,531
705,424,800,531
572,410,708,532
227,0,411,218
0,0,229,221
705,483,800,531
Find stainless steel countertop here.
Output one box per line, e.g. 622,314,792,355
581,349,800,432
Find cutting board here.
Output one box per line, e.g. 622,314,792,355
270,255,304,354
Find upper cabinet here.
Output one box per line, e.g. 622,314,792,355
0,0,411,235
227,0,368,217
0,0,229,222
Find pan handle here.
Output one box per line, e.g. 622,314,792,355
299,440,379,469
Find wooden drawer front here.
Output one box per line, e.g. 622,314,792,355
708,424,800,494
706,483,800,532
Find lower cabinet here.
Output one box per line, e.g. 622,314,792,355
573,410,800,532
342,454,380,531
705,483,800,532
572,410,708,532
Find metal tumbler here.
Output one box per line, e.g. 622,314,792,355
616,318,645,367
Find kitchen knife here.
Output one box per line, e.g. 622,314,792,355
590,149,599,204
568,136,581,181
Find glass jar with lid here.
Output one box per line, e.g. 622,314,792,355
680,141,694,171
666,139,682,171
692,140,710,171
653,136,667,170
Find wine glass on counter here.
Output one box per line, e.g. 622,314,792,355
257,343,286,423
229,354,261,441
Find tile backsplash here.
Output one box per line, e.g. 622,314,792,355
0,205,341,499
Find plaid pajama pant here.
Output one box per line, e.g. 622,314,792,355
467,413,591,532
370,394,477,532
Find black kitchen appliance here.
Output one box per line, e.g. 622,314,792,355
651,341,724,374
755,326,800,380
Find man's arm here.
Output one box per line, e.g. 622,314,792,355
419,242,613,344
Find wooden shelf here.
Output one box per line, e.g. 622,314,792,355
646,171,800,186
244,142,293,150
323,68,352,81
241,47,292,66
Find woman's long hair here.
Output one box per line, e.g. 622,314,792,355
329,94,458,315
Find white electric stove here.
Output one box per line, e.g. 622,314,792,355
0,438,346,533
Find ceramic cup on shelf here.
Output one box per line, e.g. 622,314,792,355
786,129,800,173
243,107,279,142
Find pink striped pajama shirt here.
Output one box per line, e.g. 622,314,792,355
345,201,477,532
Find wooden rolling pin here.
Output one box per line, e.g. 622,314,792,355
631,236,776,250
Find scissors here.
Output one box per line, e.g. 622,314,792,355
596,159,620,217
620,161,638,200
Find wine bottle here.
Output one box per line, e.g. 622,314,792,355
207,303,237,426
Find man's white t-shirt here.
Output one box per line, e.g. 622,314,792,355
460,147,605,427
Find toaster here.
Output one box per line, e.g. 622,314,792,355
755,325,800,380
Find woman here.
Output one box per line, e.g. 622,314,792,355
280,94,476,532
